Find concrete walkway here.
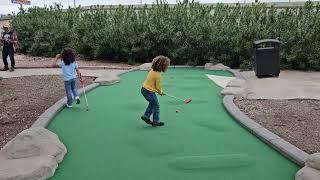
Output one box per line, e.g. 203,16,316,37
0,68,126,79
240,70,320,100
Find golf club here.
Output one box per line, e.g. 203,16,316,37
79,73,90,111
165,92,192,104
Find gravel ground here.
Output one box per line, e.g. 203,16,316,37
9,54,137,68
0,75,94,149
234,97,320,154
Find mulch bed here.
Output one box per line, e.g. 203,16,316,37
0,75,94,149
234,97,320,154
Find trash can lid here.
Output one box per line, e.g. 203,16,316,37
254,39,280,46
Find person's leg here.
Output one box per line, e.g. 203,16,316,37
1,49,9,70
141,87,153,124
8,47,15,70
65,80,73,107
141,88,153,118
144,103,152,118
71,78,80,104
149,93,160,123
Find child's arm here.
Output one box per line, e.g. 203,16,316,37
52,54,61,68
76,68,83,83
155,76,165,96
0,33,4,45
75,61,83,83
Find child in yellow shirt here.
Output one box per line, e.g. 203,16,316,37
141,56,170,127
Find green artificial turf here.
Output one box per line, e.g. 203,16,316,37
48,68,299,180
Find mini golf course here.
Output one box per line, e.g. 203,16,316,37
48,68,299,180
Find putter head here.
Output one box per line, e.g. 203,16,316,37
185,98,192,104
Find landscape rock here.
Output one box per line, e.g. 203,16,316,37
206,74,235,88
95,75,120,85
295,166,320,180
1,127,66,163
227,79,246,88
0,156,57,180
221,87,244,96
138,63,152,71
0,127,66,180
205,63,230,71
306,153,320,171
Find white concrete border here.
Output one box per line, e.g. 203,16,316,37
31,83,100,128
27,64,307,175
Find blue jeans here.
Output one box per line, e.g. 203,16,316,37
65,78,79,106
141,87,160,123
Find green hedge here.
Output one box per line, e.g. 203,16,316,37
12,1,320,70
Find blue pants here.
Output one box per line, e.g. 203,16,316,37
141,87,160,123
65,78,79,106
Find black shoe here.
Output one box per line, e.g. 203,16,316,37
152,122,165,127
9,67,14,72
76,97,80,104
141,116,152,125
0,67,9,71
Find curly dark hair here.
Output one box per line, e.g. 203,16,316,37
151,55,170,72
61,48,76,66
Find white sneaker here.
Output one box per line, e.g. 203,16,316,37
66,104,73,108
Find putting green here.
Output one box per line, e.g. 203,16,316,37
48,68,299,180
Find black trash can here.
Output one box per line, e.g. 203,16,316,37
253,39,280,77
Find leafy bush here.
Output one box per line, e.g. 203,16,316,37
12,1,320,70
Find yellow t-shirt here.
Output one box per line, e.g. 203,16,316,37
143,70,163,94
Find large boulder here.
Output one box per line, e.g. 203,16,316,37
1,127,66,163
296,167,320,180
0,156,58,180
295,153,320,180
0,127,67,180
205,63,230,71
306,153,320,170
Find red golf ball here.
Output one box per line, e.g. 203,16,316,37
176,110,179,113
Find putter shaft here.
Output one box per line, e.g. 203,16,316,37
165,93,186,102
81,82,89,110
